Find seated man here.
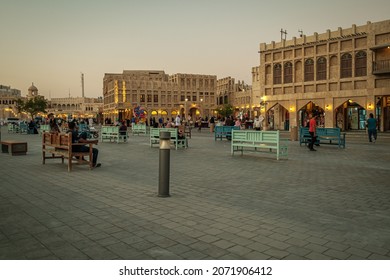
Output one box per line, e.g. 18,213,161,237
178,128,185,139
119,121,127,141
68,121,101,168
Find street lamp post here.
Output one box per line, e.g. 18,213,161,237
184,98,188,123
200,98,203,117
261,96,268,130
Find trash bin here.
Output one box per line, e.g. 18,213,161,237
290,126,298,141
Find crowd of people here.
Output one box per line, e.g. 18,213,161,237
5,110,379,164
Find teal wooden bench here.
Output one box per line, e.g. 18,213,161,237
18,122,28,134
299,127,317,146
317,128,346,148
100,126,126,143
132,123,147,135
39,124,51,134
150,128,187,150
214,125,240,141
300,127,345,148
231,130,288,160
7,123,19,133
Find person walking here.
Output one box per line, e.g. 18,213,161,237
308,113,317,151
175,115,181,127
366,113,377,143
254,116,261,131
209,116,215,133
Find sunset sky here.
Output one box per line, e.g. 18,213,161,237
1,0,389,98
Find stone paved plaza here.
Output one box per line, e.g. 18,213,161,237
0,126,389,260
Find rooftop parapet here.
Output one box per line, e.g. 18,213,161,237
258,20,385,53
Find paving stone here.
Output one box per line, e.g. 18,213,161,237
50,244,90,260
304,243,328,253
106,242,144,260
243,251,271,260
306,236,328,245
263,248,290,259
212,239,236,250
268,232,290,242
198,234,221,244
367,254,390,260
266,240,290,250
305,252,332,260
180,250,208,260
227,245,253,256
282,254,307,260
323,249,351,260
230,236,254,246
81,246,119,260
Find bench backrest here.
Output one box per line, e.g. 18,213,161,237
317,127,340,136
133,123,146,129
78,123,88,132
299,126,310,136
215,126,238,133
150,128,178,138
42,132,72,150
101,126,119,134
232,130,280,143
40,124,51,132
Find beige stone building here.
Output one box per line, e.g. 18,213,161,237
0,84,24,121
102,70,216,123
216,77,254,119
0,83,41,121
47,97,103,122
253,19,390,132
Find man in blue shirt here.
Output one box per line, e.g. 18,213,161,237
366,113,377,143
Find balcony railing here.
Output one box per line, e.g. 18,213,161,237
373,59,390,74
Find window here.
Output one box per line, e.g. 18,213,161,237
340,53,352,78
273,64,282,84
147,94,152,102
153,95,158,102
355,51,367,77
317,57,327,80
304,59,314,81
284,62,293,83
140,94,145,102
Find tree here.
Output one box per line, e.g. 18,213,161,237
15,96,48,120
217,104,234,118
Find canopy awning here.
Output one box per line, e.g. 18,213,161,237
370,43,390,50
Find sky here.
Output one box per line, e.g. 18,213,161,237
1,0,389,98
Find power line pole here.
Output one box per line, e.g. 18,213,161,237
280,28,287,41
